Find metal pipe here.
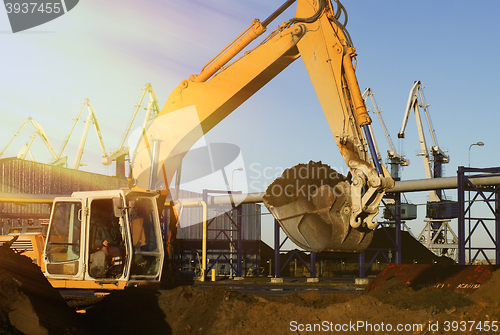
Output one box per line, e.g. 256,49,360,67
5,173,500,206
171,174,500,206
7,173,500,206
0,192,69,203
391,175,500,193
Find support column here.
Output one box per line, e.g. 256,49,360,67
236,205,243,278
457,166,466,265
274,219,280,278
272,219,283,283
496,188,500,262
395,192,402,264
358,251,366,278
307,252,318,282
310,252,316,278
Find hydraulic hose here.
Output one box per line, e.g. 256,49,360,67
328,0,353,47
287,0,326,25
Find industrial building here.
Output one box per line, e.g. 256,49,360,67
0,157,128,233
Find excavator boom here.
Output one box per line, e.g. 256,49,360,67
133,0,394,253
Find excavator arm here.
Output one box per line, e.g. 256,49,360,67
133,0,394,252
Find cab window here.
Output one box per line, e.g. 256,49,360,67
46,202,82,263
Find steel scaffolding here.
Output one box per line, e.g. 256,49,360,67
273,219,317,279
202,189,243,277
458,166,500,265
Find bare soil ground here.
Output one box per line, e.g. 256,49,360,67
2,243,500,335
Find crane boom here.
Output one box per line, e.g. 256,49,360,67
1,117,65,166
28,118,59,160
363,89,396,154
73,99,108,170
57,103,86,164
17,131,37,160
398,81,448,202
104,84,161,168
132,0,394,253
0,119,30,159
363,88,409,178
119,83,160,151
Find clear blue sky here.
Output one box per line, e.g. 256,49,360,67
1,1,499,252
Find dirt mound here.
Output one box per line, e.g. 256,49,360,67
471,269,500,302
0,242,82,334
152,284,500,335
82,289,171,335
157,286,266,334
263,161,347,207
2,239,500,335
272,290,355,309
367,277,474,313
154,286,430,335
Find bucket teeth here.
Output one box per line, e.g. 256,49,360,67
263,161,373,253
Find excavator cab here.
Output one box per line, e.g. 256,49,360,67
44,190,164,289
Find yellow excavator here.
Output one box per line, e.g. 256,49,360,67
133,0,393,252
1,0,393,289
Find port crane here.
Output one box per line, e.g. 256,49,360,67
102,83,161,178
0,117,66,166
61,99,109,170
362,88,416,232
362,88,409,179
398,81,458,258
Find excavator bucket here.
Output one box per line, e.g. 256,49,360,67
263,161,373,253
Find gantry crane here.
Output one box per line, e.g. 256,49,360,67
102,83,161,178
398,81,458,258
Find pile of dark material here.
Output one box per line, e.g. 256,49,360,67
0,242,82,334
367,227,455,264
263,160,347,207
1,249,500,335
